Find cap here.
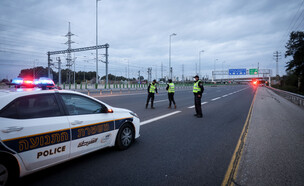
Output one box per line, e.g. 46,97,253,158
193,75,199,78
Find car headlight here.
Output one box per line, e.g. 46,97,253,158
129,112,138,118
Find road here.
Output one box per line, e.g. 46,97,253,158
19,84,255,186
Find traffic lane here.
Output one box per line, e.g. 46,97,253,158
19,86,255,186
137,86,256,185
147,86,257,185
96,85,250,121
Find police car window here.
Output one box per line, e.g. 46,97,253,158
60,94,106,115
0,94,61,119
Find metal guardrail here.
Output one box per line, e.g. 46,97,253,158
75,85,193,96
267,86,304,108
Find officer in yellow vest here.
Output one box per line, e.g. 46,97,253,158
193,75,204,118
146,79,158,109
166,79,176,109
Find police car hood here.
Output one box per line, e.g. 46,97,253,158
110,107,132,113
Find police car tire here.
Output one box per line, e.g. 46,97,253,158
0,159,16,186
116,123,134,150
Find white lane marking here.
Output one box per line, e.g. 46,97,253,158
187,101,208,109
141,111,181,125
187,87,249,109
211,97,221,101
223,87,248,97
154,99,168,103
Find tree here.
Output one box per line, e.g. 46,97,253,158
18,66,49,78
285,31,304,92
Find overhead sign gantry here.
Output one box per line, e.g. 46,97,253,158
47,44,109,84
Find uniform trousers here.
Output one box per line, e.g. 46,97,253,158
168,93,176,106
194,94,202,116
146,93,155,107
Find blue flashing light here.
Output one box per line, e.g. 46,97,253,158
11,77,56,89
12,78,23,85
34,79,40,85
38,78,54,85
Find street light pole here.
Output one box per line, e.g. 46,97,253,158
199,50,204,78
213,58,218,82
74,60,76,85
221,61,225,83
95,0,101,87
169,33,176,80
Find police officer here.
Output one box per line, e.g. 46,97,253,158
166,79,176,109
146,79,158,109
193,75,204,118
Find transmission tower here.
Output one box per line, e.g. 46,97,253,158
161,62,163,79
65,22,75,83
147,67,152,82
138,70,141,84
182,64,184,82
273,51,281,76
155,65,158,81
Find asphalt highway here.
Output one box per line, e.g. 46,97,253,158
19,84,256,186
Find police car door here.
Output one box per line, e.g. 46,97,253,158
0,93,70,171
59,93,114,158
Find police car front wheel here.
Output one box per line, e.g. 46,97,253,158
116,123,134,150
0,163,9,186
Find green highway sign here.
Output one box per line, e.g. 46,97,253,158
249,68,258,75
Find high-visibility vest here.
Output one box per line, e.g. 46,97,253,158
168,83,175,93
193,80,201,93
149,83,156,93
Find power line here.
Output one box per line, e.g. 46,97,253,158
278,0,304,50
289,2,304,32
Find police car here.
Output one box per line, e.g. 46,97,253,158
0,78,140,185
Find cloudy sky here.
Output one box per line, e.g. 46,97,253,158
0,0,303,80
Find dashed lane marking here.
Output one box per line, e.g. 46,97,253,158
187,87,250,108
187,101,208,109
154,99,168,103
140,111,182,126
211,97,221,101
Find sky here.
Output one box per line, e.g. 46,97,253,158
0,0,303,81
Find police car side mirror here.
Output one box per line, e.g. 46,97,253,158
107,108,113,113
98,106,113,113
